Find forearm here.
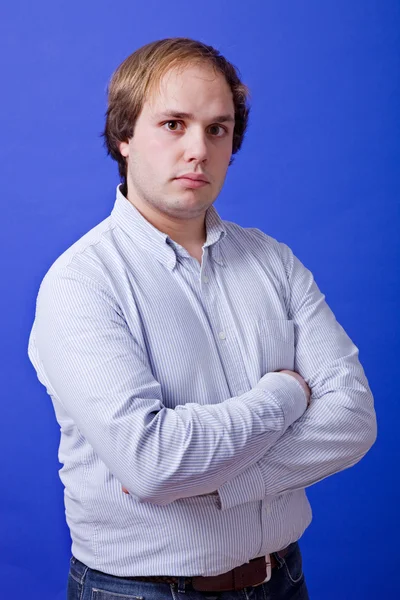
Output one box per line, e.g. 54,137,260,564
217,350,376,509
119,372,306,504
259,386,376,497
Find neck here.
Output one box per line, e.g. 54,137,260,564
124,187,207,249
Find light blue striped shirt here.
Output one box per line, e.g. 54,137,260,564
28,185,376,577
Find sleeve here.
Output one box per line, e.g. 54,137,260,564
216,242,377,510
28,266,307,506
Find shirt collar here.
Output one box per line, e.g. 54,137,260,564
111,185,226,270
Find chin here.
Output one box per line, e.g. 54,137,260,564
165,198,211,218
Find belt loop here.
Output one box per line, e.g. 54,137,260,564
272,551,284,569
177,576,186,593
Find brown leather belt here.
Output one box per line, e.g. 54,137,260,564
125,545,291,592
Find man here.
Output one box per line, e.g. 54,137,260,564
28,38,377,600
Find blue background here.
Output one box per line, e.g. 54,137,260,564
1,1,399,598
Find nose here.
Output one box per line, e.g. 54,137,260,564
183,127,208,164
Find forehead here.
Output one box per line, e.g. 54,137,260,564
145,64,234,117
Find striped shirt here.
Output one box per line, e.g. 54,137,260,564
28,185,376,577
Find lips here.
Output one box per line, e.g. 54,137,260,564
176,173,209,183
175,177,209,189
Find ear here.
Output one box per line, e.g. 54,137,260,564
119,140,130,158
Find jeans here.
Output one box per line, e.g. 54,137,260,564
67,541,309,600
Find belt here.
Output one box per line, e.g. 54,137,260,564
124,546,290,592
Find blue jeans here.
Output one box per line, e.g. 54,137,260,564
67,541,309,600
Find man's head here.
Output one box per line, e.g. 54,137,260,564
103,38,250,222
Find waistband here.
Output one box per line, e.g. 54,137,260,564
70,542,297,593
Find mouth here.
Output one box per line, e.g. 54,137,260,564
174,177,210,189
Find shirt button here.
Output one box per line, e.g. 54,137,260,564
219,331,226,340
203,275,209,283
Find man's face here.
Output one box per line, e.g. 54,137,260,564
119,63,235,221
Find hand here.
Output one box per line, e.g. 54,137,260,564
278,369,311,406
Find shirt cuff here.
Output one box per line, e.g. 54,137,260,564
256,372,308,429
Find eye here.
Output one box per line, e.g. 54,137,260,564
208,124,226,137
163,120,184,132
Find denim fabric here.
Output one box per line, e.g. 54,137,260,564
67,541,309,600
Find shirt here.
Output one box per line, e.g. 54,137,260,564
27,185,377,577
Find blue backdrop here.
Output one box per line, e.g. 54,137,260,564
1,2,399,599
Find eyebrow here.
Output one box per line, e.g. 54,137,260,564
155,111,235,124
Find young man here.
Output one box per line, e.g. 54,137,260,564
28,38,377,600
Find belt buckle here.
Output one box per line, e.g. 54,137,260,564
254,554,272,586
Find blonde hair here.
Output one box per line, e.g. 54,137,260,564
102,38,250,190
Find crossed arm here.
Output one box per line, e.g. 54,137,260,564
123,242,377,504
121,369,312,497
215,243,376,508
31,242,376,507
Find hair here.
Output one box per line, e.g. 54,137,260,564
102,38,251,191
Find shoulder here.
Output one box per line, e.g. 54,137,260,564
37,216,118,301
222,219,295,275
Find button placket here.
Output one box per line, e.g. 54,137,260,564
198,260,250,396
